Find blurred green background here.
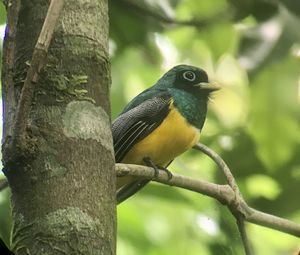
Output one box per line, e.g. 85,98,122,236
1,0,300,254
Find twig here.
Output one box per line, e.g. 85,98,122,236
193,143,239,193
117,163,234,204
115,163,300,238
236,216,253,255
119,0,229,27
12,0,64,149
1,0,21,139
246,207,300,237
193,143,252,254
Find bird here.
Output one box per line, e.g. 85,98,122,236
113,64,220,204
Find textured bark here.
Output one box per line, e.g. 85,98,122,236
2,0,116,254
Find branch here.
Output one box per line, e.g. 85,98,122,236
1,0,21,139
193,144,252,254
119,0,229,28
12,0,64,150
193,144,239,191
236,216,253,255
117,163,234,204
115,162,300,238
193,143,252,254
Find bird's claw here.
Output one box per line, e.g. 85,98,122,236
143,156,159,179
143,157,172,180
161,167,173,180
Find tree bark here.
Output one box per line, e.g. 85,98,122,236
1,0,116,254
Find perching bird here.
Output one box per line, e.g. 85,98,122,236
113,64,220,204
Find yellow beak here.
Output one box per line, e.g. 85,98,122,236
195,81,221,91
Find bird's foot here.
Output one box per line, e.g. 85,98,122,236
161,167,173,180
143,157,159,179
143,157,173,180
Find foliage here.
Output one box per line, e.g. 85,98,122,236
109,0,300,254
1,0,300,254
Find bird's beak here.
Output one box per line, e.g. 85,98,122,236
194,81,221,91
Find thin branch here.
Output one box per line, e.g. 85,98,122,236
193,143,239,193
115,163,300,238
246,207,300,237
236,216,253,255
1,0,21,139
193,143,252,253
116,163,234,204
120,0,229,28
12,0,64,149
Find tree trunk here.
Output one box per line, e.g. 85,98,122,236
1,0,116,254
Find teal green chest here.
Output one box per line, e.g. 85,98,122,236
171,89,208,130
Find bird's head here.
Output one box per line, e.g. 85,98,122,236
154,64,220,95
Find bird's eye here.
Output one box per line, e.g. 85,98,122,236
183,71,196,81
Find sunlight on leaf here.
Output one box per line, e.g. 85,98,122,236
245,174,281,200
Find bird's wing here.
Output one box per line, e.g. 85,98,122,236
112,93,172,204
112,93,172,162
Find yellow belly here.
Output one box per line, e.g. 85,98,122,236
121,105,200,167
117,105,200,189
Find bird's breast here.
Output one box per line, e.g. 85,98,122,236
121,102,200,167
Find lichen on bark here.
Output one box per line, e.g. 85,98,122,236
63,101,113,152
12,207,112,254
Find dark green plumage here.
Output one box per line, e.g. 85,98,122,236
172,89,208,129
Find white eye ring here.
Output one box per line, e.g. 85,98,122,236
183,71,196,81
